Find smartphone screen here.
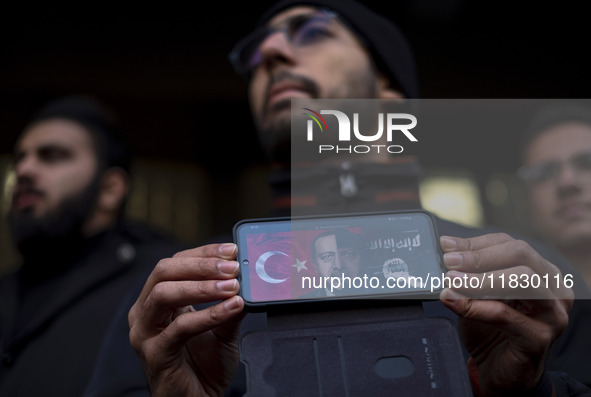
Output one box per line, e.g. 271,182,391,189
234,211,444,308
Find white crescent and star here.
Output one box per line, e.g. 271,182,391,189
255,252,310,282
255,251,289,284
292,258,308,273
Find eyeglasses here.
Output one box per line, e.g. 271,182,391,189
518,151,591,185
229,9,338,76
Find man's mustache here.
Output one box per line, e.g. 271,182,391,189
264,71,320,107
13,178,45,199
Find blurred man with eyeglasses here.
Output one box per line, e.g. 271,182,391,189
520,104,591,288
230,5,412,170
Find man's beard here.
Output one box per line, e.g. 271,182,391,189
257,114,292,164
255,68,378,164
7,172,102,275
256,71,320,164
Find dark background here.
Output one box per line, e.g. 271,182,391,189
2,1,588,162
0,1,589,261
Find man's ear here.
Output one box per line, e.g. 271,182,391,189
97,167,129,213
376,73,405,100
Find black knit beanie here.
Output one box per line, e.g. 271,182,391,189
257,0,419,98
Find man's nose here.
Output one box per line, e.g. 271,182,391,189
556,163,583,198
14,154,39,180
334,256,342,269
556,163,582,188
335,253,349,270
257,31,297,70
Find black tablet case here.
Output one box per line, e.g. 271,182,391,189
240,302,472,396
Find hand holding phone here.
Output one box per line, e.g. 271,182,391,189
128,243,244,395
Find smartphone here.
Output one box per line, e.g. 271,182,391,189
233,210,445,311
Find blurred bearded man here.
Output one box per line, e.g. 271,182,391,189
0,96,182,397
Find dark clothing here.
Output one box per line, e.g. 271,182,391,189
547,298,591,389
271,159,422,216
435,219,591,392
86,161,591,396
84,217,591,397
0,222,183,397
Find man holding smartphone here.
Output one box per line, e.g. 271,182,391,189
125,1,588,396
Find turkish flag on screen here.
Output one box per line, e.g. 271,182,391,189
246,231,323,301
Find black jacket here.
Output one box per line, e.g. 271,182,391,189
0,221,183,397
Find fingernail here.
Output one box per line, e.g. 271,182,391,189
218,261,239,275
440,288,463,302
440,236,457,250
217,279,237,292
446,270,464,279
224,296,242,311
443,252,463,268
220,243,237,257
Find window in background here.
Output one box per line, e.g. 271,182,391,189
1,157,18,275
419,170,485,228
